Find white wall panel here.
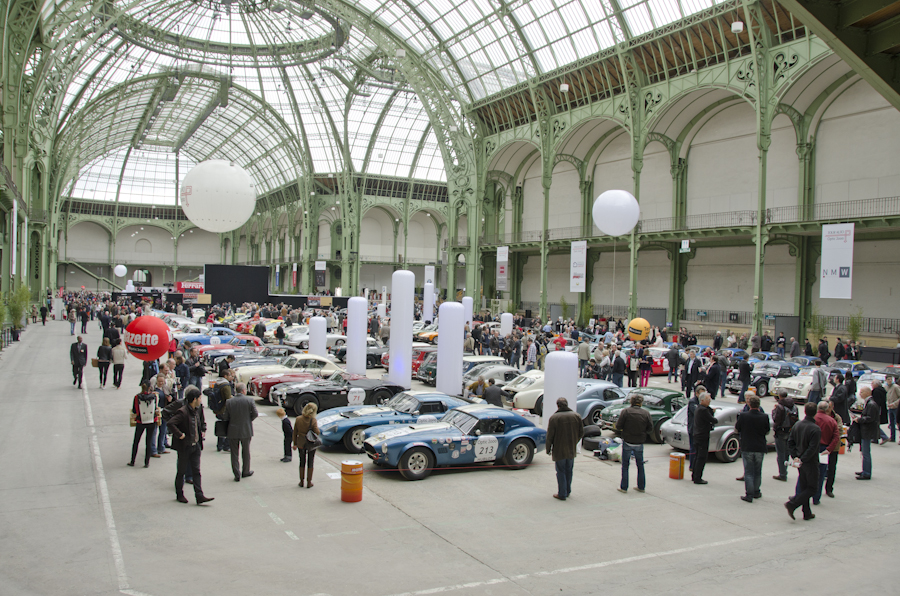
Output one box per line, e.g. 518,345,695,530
762,244,796,313
65,222,110,263
684,246,755,311
522,159,544,232
177,229,220,266
590,249,632,307
766,115,800,210
548,162,582,229
635,249,669,308
640,142,673,221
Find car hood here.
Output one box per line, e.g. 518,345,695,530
256,372,315,383
364,422,457,446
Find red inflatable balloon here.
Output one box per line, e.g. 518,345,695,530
124,316,171,361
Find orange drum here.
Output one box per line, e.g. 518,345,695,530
341,460,364,503
669,452,685,480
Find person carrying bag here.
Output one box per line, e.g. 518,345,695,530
292,402,321,488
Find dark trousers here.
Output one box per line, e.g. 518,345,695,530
692,434,710,482
825,450,838,493
229,438,251,478
72,363,84,387
283,436,292,459
41,314,46,325
298,448,315,472
555,458,574,499
131,423,155,465
175,444,203,499
98,362,110,386
113,364,124,388
612,373,623,388
742,451,764,497
81,320,88,333
688,434,696,470
788,462,818,518
774,433,789,479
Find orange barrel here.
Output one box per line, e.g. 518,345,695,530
341,460,364,503
669,452,685,479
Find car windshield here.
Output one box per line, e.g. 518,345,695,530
387,393,419,413
633,394,664,407
672,406,688,423
505,374,538,389
326,371,345,384
441,410,478,435
753,363,779,374
420,324,438,333
465,364,492,379
422,353,437,366
834,362,850,370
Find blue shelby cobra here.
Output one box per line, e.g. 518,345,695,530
363,404,547,480
317,391,470,453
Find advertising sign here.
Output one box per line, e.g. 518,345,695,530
570,240,587,292
424,265,435,285
314,260,327,288
820,223,854,299
496,246,509,292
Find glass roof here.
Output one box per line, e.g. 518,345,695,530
45,0,730,205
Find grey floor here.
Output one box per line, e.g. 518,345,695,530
1,321,897,596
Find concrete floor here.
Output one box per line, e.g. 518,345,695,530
1,321,898,596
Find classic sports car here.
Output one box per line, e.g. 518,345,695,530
411,347,439,377
772,368,834,403
416,354,503,386
250,371,319,401
828,360,871,379
332,337,388,368
747,351,785,364
660,404,775,463
381,342,431,371
600,388,688,443
317,391,470,452
197,335,263,361
790,356,823,367
462,363,521,390
363,405,547,480
574,381,630,426
285,332,347,350
415,324,440,343
856,371,900,395
726,361,799,397
271,370,405,416
176,326,241,346
501,370,545,412
234,353,343,385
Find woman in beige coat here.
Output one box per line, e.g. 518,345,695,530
292,402,320,488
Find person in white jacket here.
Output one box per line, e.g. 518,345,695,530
129,381,159,468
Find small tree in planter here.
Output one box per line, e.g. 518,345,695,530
560,295,570,322
847,306,864,345
6,284,31,340
808,304,828,344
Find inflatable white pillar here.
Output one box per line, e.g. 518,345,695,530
309,316,327,358
462,296,473,329
542,351,579,429
436,302,464,396
423,282,435,323
346,297,368,376
376,303,386,320
388,270,415,389
500,312,513,336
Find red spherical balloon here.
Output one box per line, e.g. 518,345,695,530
124,316,171,361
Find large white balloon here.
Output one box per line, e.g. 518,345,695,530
592,190,640,237
114,265,127,278
180,160,257,233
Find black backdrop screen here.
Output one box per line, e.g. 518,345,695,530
204,265,270,306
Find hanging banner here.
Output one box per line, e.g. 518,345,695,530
820,223,854,299
314,260,326,288
570,240,587,292
496,246,509,292
292,263,298,287
275,269,280,287
424,265,435,286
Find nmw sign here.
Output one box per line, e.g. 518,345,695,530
819,224,854,299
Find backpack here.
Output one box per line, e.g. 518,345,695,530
204,382,226,412
539,343,548,356
777,403,799,431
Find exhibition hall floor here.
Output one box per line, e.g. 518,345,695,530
1,322,897,596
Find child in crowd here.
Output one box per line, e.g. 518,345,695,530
277,408,293,462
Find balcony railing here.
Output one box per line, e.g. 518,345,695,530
766,196,900,224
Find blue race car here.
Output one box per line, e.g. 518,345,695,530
363,405,547,480
748,351,785,364
575,381,631,426
317,391,470,453
177,326,241,346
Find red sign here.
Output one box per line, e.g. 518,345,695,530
175,282,204,293
124,316,171,361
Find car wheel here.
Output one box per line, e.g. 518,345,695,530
501,438,534,470
582,435,605,451
399,447,434,480
334,339,345,347
366,356,376,369
652,419,668,444
587,406,604,426
367,389,392,406
532,396,544,416
757,381,769,397
343,426,369,453
292,394,318,417
717,434,742,463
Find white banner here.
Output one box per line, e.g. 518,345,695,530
424,265,435,285
570,240,587,293
314,261,326,270
496,246,509,292
820,223,854,299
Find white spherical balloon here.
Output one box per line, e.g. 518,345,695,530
114,264,127,277
592,190,640,237
180,160,257,233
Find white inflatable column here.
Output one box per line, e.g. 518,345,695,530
462,296,473,329
346,297,368,376
388,270,415,389
436,302,464,396
542,351,579,429
309,316,327,358
500,312,513,336
376,303,386,320
423,282,435,323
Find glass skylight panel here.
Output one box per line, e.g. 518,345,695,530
648,0,684,25
624,4,655,35
411,129,445,182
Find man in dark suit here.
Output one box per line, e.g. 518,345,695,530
786,402,822,520
738,358,752,403
683,351,701,397
169,386,214,505
70,336,88,388
691,391,717,484
222,383,259,481
482,378,503,407
704,356,721,399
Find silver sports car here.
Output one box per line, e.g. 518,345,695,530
660,404,774,463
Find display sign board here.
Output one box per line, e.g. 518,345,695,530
680,239,691,253
314,260,327,288
175,281,204,302
570,241,587,292
496,246,509,292
292,263,297,287
820,223,854,299
424,265,435,285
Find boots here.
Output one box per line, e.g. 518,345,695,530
298,466,305,487
306,467,314,488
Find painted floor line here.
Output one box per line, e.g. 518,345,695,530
285,530,300,540
269,512,285,525
317,530,360,538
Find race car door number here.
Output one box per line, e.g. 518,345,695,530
473,436,499,462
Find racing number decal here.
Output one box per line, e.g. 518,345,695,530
347,388,366,406
210,337,221,345
473,436,499,462
662,360,669,371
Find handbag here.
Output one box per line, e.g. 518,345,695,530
214,420,229,437
129,411,136,427
306,424,323,450
91,358,99,368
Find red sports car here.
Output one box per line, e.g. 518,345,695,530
250,371,319,401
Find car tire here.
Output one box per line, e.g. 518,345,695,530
343,426,368,453
501,438,534,469
716,434,742,463
334,339,345,347
399,447,434,480
367,389,392,406
366,356,376,369
583,424,603,438
728,388,738,395
587,407,604,426
292,394,318,417
532,396,544,416
582,435,605,451
652,419,668,444
757,381,769,397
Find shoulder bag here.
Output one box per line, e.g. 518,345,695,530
306,421,323,450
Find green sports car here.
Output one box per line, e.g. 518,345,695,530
599,388,688,444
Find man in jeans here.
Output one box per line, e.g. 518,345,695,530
735,395,770,502
546,398,583,501
525,339,537,372
855,386,880,480
615,394,653,493
808,363,827,405
886,376,900,443
771,389,798,482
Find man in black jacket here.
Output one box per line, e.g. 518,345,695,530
611,351,626,387
771,389,798,482
856,386,880,480
691,392,717,484
871,380,889,444
737,358,752,403
735,395,771,502
687,392,700,471
818,338,830,364
829,374,850,426
786,402,822,520
482,379,503,407
704,356,721,399
70,336,88,388
168,386,214,505
615,394,653,493
833,338,845,361
666,345,680,384
683,351,702,398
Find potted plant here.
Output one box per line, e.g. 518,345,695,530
6,284,30,341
